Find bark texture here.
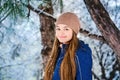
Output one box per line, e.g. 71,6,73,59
39,1,55,67
84,0,120,59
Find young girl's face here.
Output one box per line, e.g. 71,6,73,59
55,24,73,44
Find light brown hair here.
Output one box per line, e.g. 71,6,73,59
44,32,79,80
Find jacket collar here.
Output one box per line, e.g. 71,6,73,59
58,44,68,58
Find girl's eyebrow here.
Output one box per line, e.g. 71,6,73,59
56,26,60,28
64,26,68,28
63,26,69,28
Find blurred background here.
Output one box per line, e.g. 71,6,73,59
0,0,120,80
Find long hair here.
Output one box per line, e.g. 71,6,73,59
44,32,79,80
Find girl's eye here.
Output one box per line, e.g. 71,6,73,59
65,28,69,31
56,28,60,30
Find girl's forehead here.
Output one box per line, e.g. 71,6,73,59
56,24,68,28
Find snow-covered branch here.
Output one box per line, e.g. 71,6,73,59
80,29,106,43
21,3,56,21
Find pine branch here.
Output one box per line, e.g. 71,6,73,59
0,9,12,23
21,2,56,21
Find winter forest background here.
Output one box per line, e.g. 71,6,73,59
0,0,120,80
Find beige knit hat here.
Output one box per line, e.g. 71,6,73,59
55,12,80,34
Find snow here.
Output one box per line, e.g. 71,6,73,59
0,0,120,80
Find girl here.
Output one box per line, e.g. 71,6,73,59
44,12,92,80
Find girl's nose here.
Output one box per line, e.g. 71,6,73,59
59,30,65,35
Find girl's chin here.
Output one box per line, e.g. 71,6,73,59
59,41,69,44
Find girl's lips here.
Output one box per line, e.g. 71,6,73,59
59,36,67,38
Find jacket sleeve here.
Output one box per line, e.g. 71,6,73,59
75,43,92,80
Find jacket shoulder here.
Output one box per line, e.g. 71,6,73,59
77,40,92,54
76,40,92,66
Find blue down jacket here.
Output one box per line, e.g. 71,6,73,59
52,40,92,80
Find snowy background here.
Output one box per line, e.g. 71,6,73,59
0,0,120,80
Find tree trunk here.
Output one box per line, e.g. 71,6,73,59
84,0,120,60
39,0,55,67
